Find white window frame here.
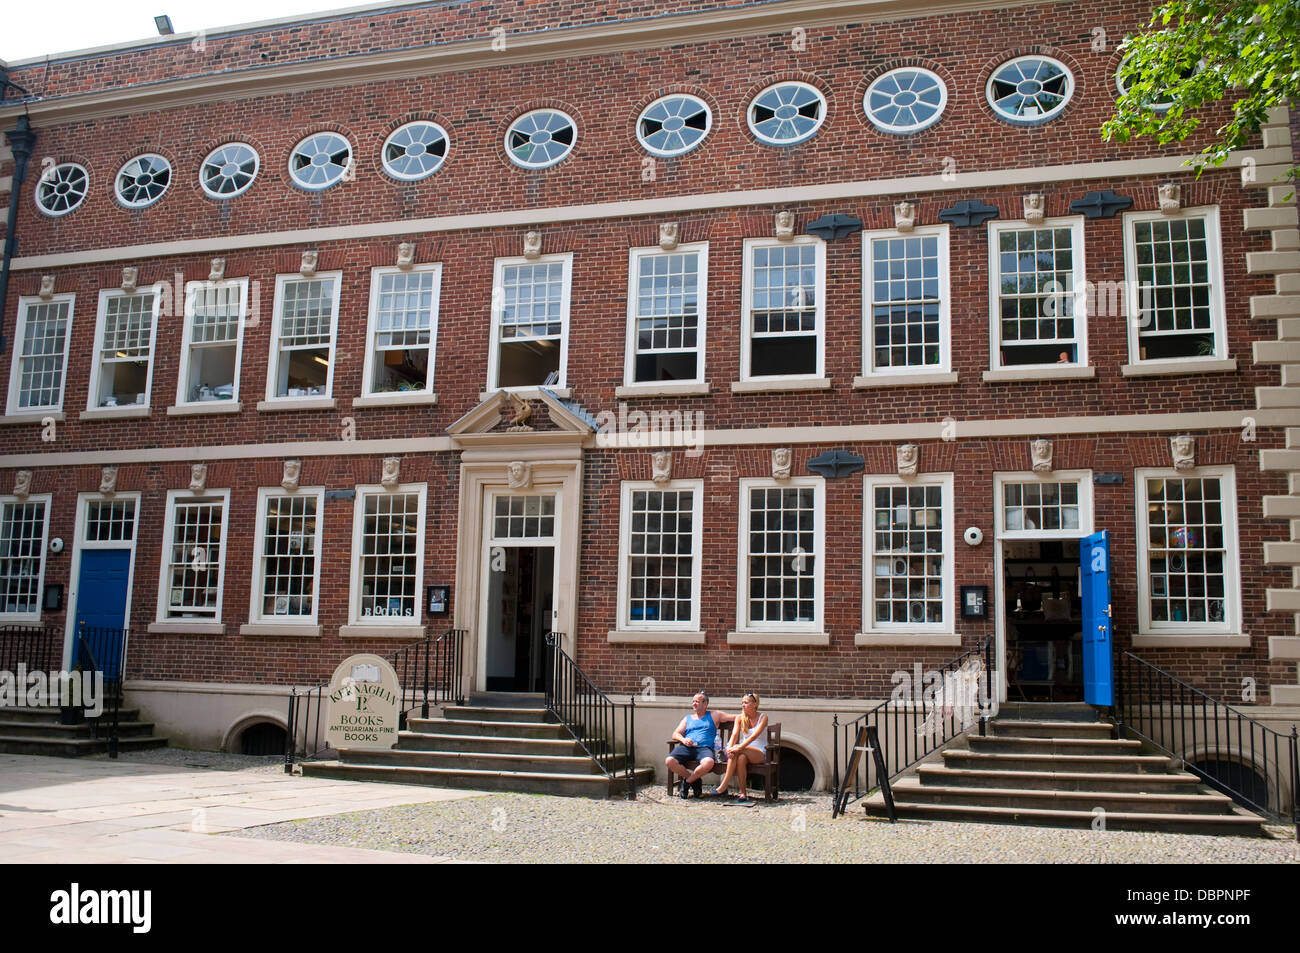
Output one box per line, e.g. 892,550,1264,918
155,488,231,624
736,476,826,634
0,494,52,623
740,236,826,383
616,479,704,632
1135,466,1240,636
988,216,1088,370
250,486,326,625
87,287,161,412
1123,206,1228,365
264,271,343,403
861,225,951,378
348,483,427,626
175,278,248,408
862,473,955,635
7,293,75,415
622,243,709,390
360,263,442,401
488,253,573,393
993,470,1094,540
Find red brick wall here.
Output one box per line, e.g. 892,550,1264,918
8,2,1247,259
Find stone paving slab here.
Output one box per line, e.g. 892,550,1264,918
0,752,484,864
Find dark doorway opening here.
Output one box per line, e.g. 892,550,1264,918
239,721,287,756
485,545,555,692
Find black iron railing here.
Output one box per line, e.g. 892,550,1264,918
544,631,638,799
0,623,62,674
1115,651,1299,840
284,627,467,771
832,636,994,819
0,623,130,756
74,623,130,758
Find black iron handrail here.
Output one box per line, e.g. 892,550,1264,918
832,636,994,819
74,624,130,758
1115,650,1299,840
284,627,466,771
544,631,638,799
0,623,63,674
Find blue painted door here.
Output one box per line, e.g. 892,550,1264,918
75,549,130,681
1080,530,1113,706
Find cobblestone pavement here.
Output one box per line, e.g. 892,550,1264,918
241,785,1300,864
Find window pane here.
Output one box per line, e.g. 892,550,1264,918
260,495,318,618
747,486,817,624
358,492,420,619
0,501,46,614
17,301,71,409
166,499,224,619
627,489,695,623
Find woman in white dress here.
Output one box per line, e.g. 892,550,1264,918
711,693,767,801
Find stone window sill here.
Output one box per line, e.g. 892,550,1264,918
256,397,338,412
1120,359,1237,378
239,623,322,637
614,381,711,399
168,401,243,416
81,406,151,420
338,623,426,639
607,629,705,645
351,392,439,408
853,372,958,389
1131,633,1250,649
854,632,962,647
147,621,226,635
0,411,65,426
730,377,831,394
726,630,829,646
982,366,1096,383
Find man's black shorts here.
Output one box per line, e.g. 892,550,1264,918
669,744,716,763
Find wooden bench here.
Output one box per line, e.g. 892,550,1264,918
665,722,782,801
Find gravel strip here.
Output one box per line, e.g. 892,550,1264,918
239,786,1300,863
88,746,286,774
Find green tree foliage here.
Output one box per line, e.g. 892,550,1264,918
1102,1,1299,182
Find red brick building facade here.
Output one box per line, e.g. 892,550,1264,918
1,0,1296,785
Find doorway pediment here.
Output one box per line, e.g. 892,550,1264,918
448,388,596,449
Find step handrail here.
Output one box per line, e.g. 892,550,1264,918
1114,650,1299,840
73,625,129,759
831,636,994,819
284,626,466,771
543,631,638,799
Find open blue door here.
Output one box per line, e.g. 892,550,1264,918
74,549,130,681
1080,530,1113,706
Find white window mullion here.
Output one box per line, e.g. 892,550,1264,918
157,490,229,622
617,481,703,630
862,226,949,376
489,255,572,391
253,488,324,624
349,484,426,624
8,295,75,414
266,272,341,401
362,264,441,397
0,495,51,621
738,477,824,632
625,244,707,387
863,474,954,634
742,237,825,381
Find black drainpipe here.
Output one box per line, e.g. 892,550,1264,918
1,112,38,356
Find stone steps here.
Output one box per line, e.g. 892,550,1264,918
863,707,1269,836
301,693,650,799
0,706,167,757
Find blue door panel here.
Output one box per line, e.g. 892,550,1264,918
1080,530,1113,706
75,549,130,681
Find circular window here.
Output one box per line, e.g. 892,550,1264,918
34,163,89,217
987,56,1074,124
747,82,826,146
637,94,712,157
864,68,948,134
200,143,260,199
1115,55,1196,113
505,109,577,169
114,154,172,208
382,121,449,181
289,132,353,191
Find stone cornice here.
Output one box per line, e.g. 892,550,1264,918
0,0,1059,127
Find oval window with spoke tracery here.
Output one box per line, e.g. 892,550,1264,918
200,143,260,199
289,132,353,191
505,110,577,169
637,94,712,157
115,154,172,208
986,56,1074,124
747,82,826,146
382,121,449,181
864,68,947,134
35,163,89,217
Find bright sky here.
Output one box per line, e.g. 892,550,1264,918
3,0,379,63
